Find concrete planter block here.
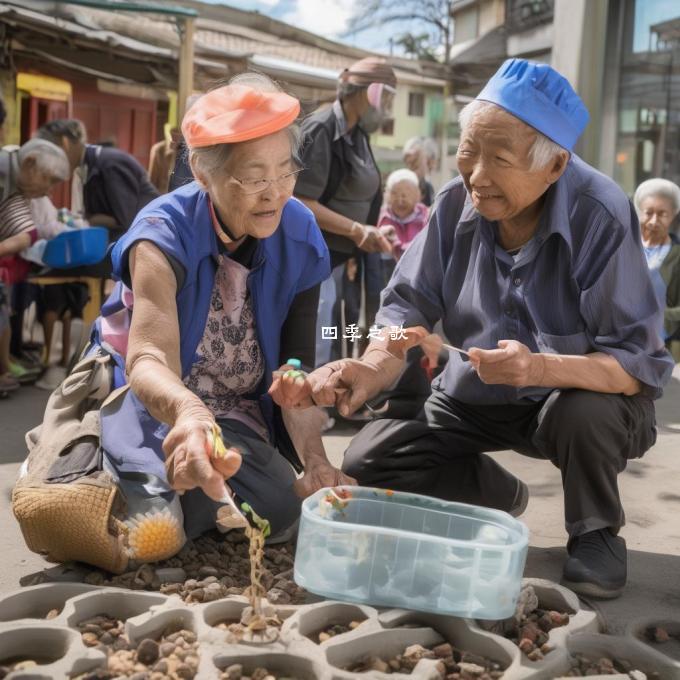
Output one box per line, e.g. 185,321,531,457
324,627,445,679
0,583,99,622
124,605,197,646
63,588,169,628
472,577,601,680
558,633,680,680
213,650,328,679
281,601,378,644
378,609,518,678
0,623,104,679
626,616,680,671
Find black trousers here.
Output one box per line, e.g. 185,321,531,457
342,388,657,537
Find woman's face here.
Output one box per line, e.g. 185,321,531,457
388,180,420,219
638,194,676,246
199,129,298,240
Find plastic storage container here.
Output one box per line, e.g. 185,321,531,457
294,486,529,620
43,228,109,269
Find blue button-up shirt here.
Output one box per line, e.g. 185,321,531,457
377,156,674,403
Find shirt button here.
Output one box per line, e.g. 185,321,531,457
505,307,515,318
513,277,522,286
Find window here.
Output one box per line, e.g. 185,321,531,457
380,118,395,136
408,92,425,117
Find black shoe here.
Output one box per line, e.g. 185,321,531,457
561,529,627,599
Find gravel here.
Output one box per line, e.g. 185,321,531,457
71,614,200,679
345,641,504,678
562,655,658,678
219,666,302,680
76,530,308,606
315,619,364,643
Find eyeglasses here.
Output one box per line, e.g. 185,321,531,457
229,168,304,196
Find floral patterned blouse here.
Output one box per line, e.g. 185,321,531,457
183,252,268,441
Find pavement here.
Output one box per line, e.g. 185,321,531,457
1,368,679,634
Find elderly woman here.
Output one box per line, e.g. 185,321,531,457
402,136,438,207
18,75,354,572
0,139,70,394
634,178,680,355
275,59,674,600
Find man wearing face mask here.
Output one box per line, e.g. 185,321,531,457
295,57,396,365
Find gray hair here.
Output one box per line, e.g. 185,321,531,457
385,168,420,193
189,72,302,178
18,139,70,180
403,136,439,162
458,100,566,171
633,178,680,216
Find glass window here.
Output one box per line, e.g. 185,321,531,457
408,92,425,117
613,0,680,195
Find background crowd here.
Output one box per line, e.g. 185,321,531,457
1,60,679,403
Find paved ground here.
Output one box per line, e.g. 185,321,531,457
1,368,679,634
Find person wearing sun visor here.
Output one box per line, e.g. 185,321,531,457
295,57,396,365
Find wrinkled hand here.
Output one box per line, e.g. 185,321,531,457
467,340,545,387
293,458,357,499
378,224,397,242
268,363,314,409
163,411,242,502
357,225,392,253
305,359,382,416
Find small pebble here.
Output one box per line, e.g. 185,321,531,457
136,638,160,665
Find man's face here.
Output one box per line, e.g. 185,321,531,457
403,147,427,178
17,159,62,198
456,105,563,224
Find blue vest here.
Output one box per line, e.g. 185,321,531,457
98,182,330,478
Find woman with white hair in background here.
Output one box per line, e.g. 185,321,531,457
402,136,438,207
634,178,680,360
0,139,70,395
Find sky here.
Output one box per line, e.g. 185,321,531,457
201,0,401,54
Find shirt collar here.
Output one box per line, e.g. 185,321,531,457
332,100,354,145
455,159,576,253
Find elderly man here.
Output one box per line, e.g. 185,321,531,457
275,59,674,599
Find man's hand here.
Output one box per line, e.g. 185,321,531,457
293,458,357,499
354,224,392,253
468,339,545,387
163,412,242,502
306,359,384,416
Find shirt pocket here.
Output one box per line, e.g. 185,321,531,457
537,330,592,355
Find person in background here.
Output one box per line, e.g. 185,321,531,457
294,57,394,366
149,127,182,194
36,119,159,240
403,136,437,207
0,139,71,394
634,178,680,361
378,168,429,279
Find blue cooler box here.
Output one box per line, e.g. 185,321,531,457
294,486,529,619
43,228,109,269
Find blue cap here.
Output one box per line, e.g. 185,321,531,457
476,59,589,151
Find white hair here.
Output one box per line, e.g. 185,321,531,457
458,100,566,171
403,136,439,164
633,178,680,216
385,168,420,193
17,139,70,180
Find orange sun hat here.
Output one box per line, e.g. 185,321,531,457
181,84,301,148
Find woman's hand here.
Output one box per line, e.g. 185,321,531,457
293,457,357,499
163,409,242,502
269,363,315,409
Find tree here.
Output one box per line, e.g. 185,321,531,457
394,33,439,62
343,0,455,63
